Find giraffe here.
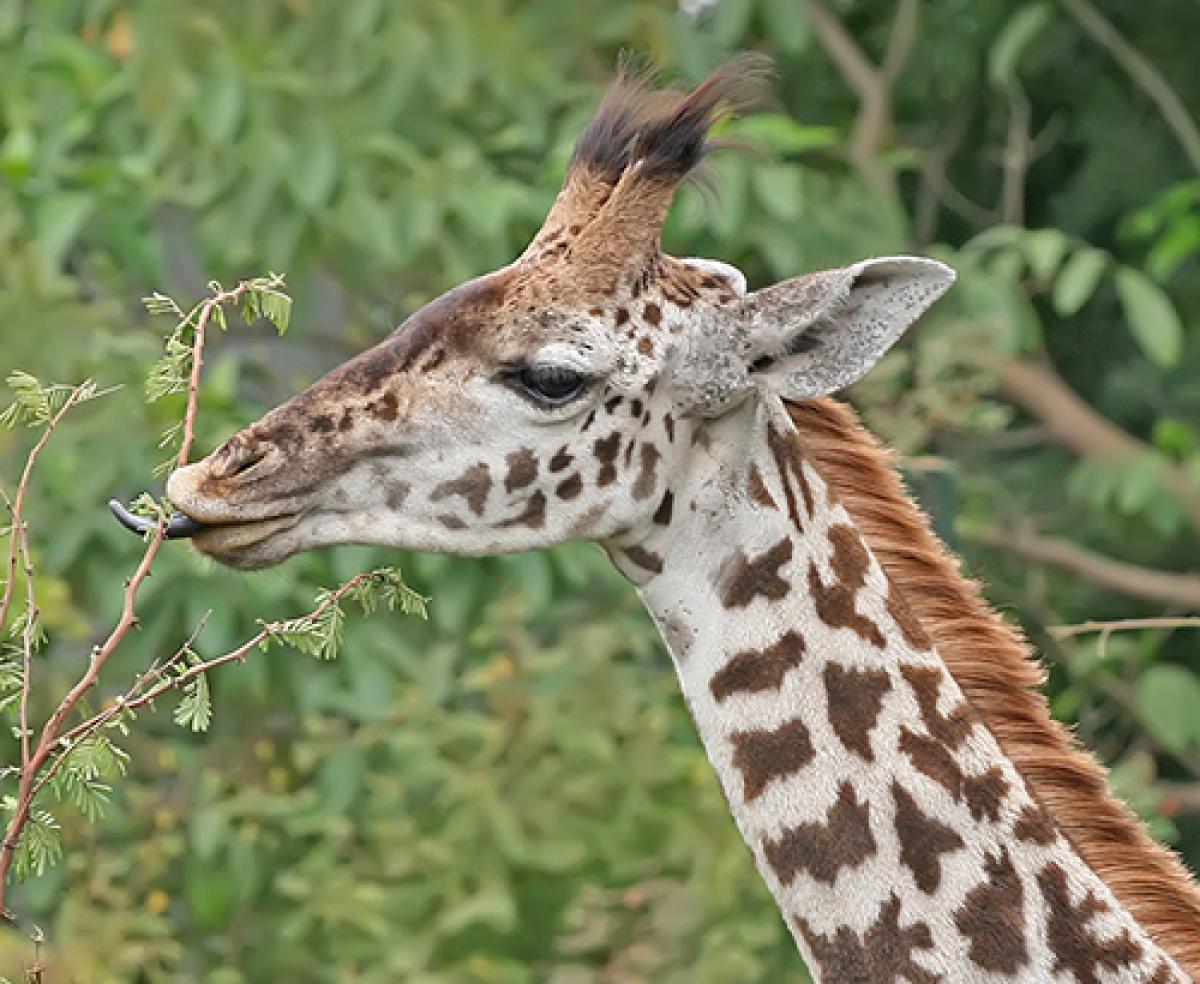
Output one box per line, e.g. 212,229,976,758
155,57,1200,981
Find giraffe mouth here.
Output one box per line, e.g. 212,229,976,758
108,498,301,548
108,499,210,540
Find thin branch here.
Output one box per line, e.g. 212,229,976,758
0,277,278,917
801,0,919,197
1000,84,1032,225
1061,0,1200,175
965,525,1200,608
985,354,1200,532
44,570,382,780
16,526,35,775
1050,617,1200,639
0,389,87,634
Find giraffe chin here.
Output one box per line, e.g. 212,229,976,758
186,513,303,570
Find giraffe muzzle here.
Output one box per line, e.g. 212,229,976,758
107,498,208,540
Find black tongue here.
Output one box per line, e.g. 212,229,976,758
108,499,207,540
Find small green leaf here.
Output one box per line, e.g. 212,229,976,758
762,0,811,53
1137,664,1200,754
1021,228,1068,282
989,3,1052,88
174,671,212,732
35,192,94,274
288,131,338,210
1114,266,1184,367
1053,247,1107,316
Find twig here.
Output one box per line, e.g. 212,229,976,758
0,390,87,635
965,525,1200,608
801,0,919,197
1050,617,1200,639
983,354,1200,532
16,526,35,776
0,277,277,917
1000,84,1032,225
178,279,273,468
1061,0,1200,175
41,570,384,792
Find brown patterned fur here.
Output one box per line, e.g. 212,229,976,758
787,396,1200,977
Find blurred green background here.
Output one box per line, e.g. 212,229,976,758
2,0,1199,981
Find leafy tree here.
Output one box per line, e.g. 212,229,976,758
0,0,1197,980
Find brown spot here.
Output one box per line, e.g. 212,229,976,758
796,894,940,984
642,302,661,325
338,409,354,432
763,781,876,886
663,413,675,443
311,414,335,433
437,514,467,530
730,718,814,801
953,848,1029,974
604,395,622,414
384,481,410,509
824,663,891,761
1039,862,1144,984
420,347,447,372
623,437,635,468
899,727,966,800
652,490,674,526
808,525,885,647
504,449,538,492
622,545,663,575
549,446,573,472
431,463,491,516
371,390,399,422
962,767,1009,822
594,432,621,486
717,538,793,609
886,584,931,650
1015,802,1057,845
498,491,546,529
900,665,974,748
637,335,654,357
767,423,815,527
633,443,660,500
630,399,643,417
1150,963,1185,984
580,409,597,432
615,307,629,326
893,781,964,893
709,631,806,702
555,473,583,499
588,306,604,317
747,463,777,510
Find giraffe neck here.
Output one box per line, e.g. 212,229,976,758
610,395,1189,984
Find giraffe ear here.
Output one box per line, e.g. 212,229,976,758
738,256,955,399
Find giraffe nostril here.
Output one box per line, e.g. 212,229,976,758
218,444,270,481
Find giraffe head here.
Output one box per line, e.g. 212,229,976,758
166,56,953,569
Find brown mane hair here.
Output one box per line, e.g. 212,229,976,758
788,396,1200,976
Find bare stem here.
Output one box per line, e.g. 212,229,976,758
0,390,86,635
1050,617,1200,639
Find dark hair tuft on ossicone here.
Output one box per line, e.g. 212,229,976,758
569,52,772,187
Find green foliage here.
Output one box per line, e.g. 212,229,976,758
0,0,1197,979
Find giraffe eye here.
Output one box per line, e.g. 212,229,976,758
510,365,589,406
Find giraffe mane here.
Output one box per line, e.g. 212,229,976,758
787,395,1200,977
